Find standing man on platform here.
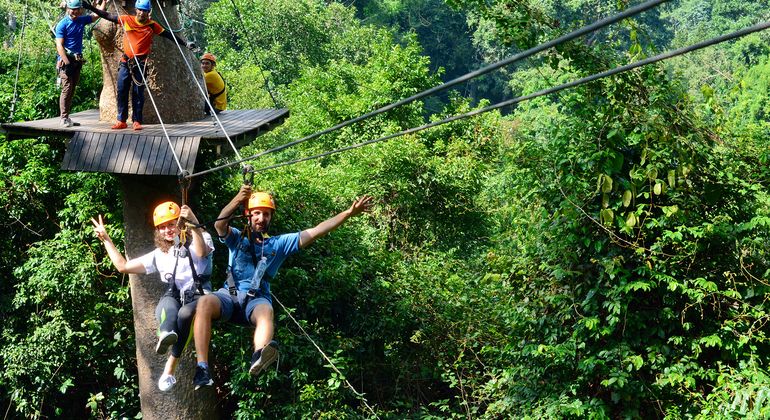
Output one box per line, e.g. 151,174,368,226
55,0,106,127
83,0,196,131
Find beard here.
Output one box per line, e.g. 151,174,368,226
154,229,174,253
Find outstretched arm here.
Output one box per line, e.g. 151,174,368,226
83,0,119,23
91,215,146,274
298,195,375,249
214,185,253,240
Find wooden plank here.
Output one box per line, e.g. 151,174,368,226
105,133,125,173
62,132,84,171
119,135,140,174
160,137,177,175
186,136,201,171
97,133,115,173
114,133,133,174
86,133,108,172
178,136,193,172
144,134,164,175
78,132,98,171
170,135,186,176
136,136,157,175
130,135,149,175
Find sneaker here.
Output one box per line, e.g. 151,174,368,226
158,374,176,392
59,118,72,127
249,341,280,376
155,331,178,355
111,121,127,129
193,365,213,390
133,121,142,130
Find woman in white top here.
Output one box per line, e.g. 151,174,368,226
91,202,213,391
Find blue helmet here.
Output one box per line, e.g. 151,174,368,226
66,0,82,8
135,0,152,11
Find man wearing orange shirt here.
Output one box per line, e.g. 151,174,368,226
85,0,195,130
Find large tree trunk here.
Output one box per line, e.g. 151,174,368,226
92,0,204,124
119,175,219,420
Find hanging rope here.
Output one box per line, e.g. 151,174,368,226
8,0,29,124
186,0,671,179
112,2,186,174
152,3,246,165
245,19,770,174
34,0,57,36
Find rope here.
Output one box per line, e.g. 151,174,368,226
8,1,28,124
152,3,245,164
271,293,381,419
186,0,670,179
34,0,56,36
152,5,187,33
247,20,770,174
113,2,185,174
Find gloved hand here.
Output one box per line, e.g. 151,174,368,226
82,0,94,10
186,41,198,52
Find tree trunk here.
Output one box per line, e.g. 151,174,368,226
119,175,219,420
92,1,204,124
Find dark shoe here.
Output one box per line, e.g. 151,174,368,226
155,331,178,355
249,341,280,376
194,365,213,390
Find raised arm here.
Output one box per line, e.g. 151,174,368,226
179,205,210,258
83,0,118,23
298,195,375,249
91,215,146,274
215,185,253,240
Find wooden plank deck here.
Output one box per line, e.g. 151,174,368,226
0,108,289,143
0,108,289,176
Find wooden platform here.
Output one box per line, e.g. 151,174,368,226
0,108,289,176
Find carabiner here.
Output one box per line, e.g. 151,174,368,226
242,165,254,186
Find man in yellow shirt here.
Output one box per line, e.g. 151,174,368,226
201,53,227,114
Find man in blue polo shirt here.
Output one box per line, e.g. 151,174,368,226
190,185,375,390
55,0,106,127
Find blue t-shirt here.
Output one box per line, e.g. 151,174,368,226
55,15,93,59
223,226,301,293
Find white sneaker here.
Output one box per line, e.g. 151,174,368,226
59,118,72,127
158,374,176,392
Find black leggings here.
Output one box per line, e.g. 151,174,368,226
155,295,200,358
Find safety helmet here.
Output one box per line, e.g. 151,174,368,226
248,192,275,211
201,53,216,65
153,201,181,227
66,0,82,8
135,0,152,11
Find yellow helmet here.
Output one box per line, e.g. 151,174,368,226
153,201,181,227
248,192,275,211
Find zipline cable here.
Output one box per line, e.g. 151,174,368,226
186,0,671,179
247,20,770,173
8,0,28,124
112,1,185,174
153,3,246,164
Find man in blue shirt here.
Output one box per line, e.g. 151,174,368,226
55,0,105,127
190,185,375,389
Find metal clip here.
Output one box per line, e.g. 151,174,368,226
242,165,254,186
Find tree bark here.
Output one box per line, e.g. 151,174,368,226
92,1,204,124
119,175,219,420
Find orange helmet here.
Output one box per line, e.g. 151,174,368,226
153,201,181,227
248,192,275,211
201,53,216,64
